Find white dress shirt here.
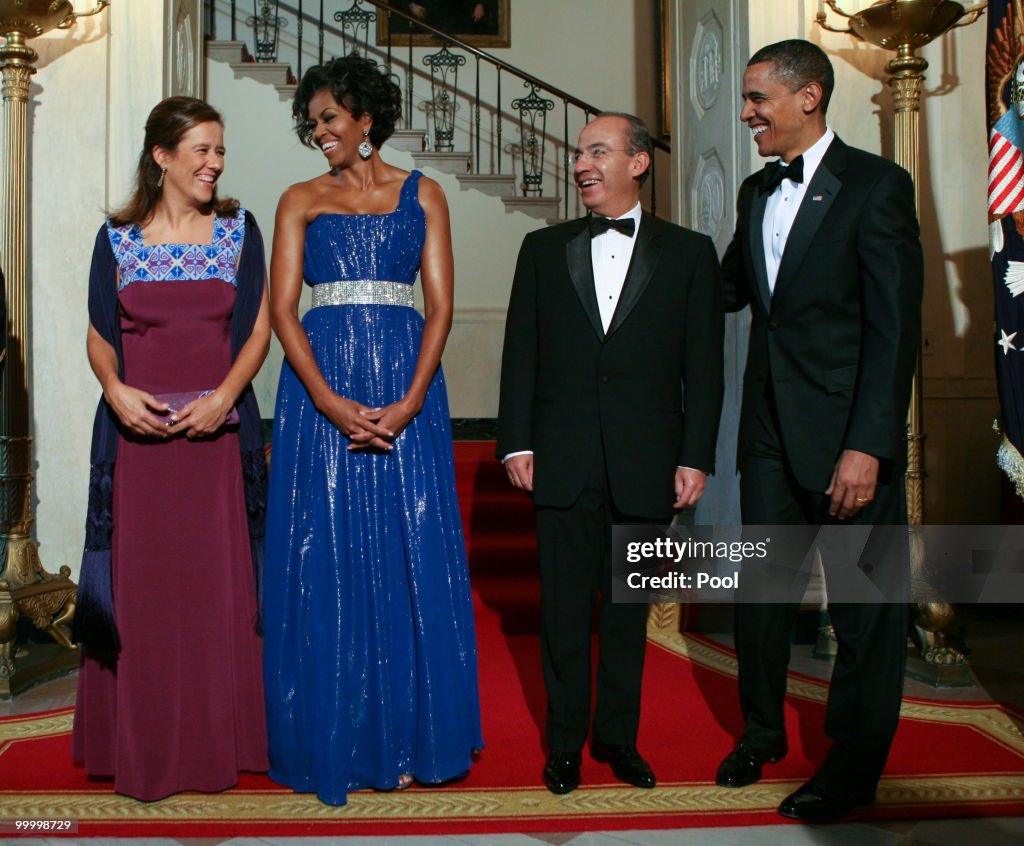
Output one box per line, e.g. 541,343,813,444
592,202,643,332
762,127,835,293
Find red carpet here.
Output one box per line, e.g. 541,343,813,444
1,441,1022,834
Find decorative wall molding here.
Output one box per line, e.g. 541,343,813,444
451,307,507,324
166,0,202,97
694,149,726,241
690,10,724,118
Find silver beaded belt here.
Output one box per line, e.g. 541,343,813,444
311,279,415,308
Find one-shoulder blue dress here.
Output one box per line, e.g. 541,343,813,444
262,171,483,805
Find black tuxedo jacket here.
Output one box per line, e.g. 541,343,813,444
722,136,923,492
497,212,724,519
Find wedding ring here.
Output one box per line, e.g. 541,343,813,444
855,497,869,504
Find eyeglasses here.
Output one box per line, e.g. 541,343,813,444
570,146,638,164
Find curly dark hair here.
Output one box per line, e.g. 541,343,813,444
292,53,403,149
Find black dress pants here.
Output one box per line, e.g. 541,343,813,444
735,387,909,792
535,455,656,753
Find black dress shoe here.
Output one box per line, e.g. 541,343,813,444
715,740,787,788
591,741,656,789
777,775,876,822
543,750,581,794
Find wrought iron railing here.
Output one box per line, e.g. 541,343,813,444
204,0,670,217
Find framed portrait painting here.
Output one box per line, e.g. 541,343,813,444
377,1,511,48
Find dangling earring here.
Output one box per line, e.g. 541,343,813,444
358,129,373,160
157,167,166,188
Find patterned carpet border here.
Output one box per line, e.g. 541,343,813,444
0,709,74,750
2,776,1024,825
3,635,1024,829
649,632,1024,762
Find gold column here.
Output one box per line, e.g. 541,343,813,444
817,0,985,686
0,0,110,697
889,46,927,527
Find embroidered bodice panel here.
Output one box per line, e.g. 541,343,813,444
107,210,246,290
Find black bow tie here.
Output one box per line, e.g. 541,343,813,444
760,155,804,194
589,216,636,238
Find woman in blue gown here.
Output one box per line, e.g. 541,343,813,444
262,53,482,806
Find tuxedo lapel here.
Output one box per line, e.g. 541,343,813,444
748,187,772,314
772,139,845,306
566,223,605,341
606,212,663,338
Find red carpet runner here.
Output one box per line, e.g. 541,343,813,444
0,441,1022,835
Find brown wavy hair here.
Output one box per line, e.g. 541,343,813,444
109,96,239,226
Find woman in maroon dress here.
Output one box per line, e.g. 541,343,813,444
72,97,271,801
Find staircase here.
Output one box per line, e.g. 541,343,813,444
454,442,540,634
207,40,563,223
203,0,669,423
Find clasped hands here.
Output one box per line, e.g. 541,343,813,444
106,382,233,439
322,393,419,451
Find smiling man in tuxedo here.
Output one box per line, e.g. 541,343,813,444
498,112,724,794
716,40,922,821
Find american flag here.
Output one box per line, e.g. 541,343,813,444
990,129,1024,215
989,0,1024,499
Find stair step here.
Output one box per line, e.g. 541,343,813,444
412,151,471,175
463,488,535,509
467,547,537,576
502,196,562,220
389,129,426,153
231,61,293,89
207,40,249,64
456,173,517,198
472,576,541,633
274,83,298,101
464,507,533,528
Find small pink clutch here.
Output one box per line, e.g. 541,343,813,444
154,390,239,426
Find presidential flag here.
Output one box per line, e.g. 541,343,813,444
988,0,1024,499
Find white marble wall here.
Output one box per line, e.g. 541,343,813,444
444,309,508,418
29,3,166,576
